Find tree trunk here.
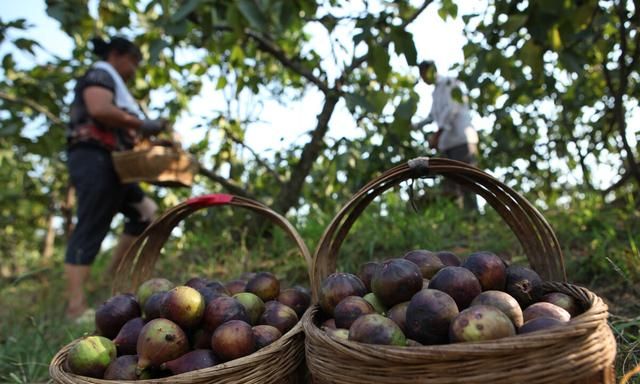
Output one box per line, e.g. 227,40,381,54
42,211,56,263
273,93,340,214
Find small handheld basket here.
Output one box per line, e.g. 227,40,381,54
50,194,312,384
303,157,617,384
111,139,199,188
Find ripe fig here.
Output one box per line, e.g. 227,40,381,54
205,280,231,296
246,272,280,302
405,289,459,345
66,335,117,378
190,328,213,350
470,290,524,327
113,317,145,356
136,318,189,371
95,293,141,339
371,258,423,307
436,251,461,266
519,317,567,334
184,277,209,291
225,279,247,296
334,296,375,329
540,292,581,317
277,288,311,318
252,324,282,349
404,250,445,278
161,349,218,375
211,320,256,361
387,301,409,334
260,300,299,334
136,278,174,308
161,286,205,329
462,251,507,291
321,318,336,329
318,272,367,316
348,314,406,346
429,266,482,310
449,305,516,342
363,292,387,314
103,355,138,380
203,296,250,332
143,291,166,321
357,261,379,291
505,265,543,308
233,292,265,325
523,302,571,323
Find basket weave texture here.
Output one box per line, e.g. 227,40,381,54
50,194,312,384
112,142,199,188
302,157,617,384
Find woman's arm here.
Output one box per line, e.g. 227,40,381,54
83,86,144,130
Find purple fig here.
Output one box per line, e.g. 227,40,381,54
95,293,141,339
136,278,174,308
161,349,218,375
318,273,367,316
260,300,299,334
252,325,282,349
277,288,311,318
203,296,250,332
103,355,138,380
143,291,166,320
246,272,281,302
113,317,145,356
211,320,256,361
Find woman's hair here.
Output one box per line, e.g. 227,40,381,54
90,36,142,62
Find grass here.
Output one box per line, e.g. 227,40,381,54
0,189,638,383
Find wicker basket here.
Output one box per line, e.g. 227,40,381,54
302,157,617,384
50,193,312,384
111,141,199,188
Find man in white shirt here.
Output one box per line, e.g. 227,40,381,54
415,60,479,210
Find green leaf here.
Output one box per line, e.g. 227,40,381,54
548,25,562,51
394,98,417,120
391,28,417,66
438,0,458,20
368,45,391,84
149,39,168,63
170,0,202,23
14,38,38,55
344,92,376,114
237,0,268,31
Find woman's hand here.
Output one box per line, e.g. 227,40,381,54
140,119,168,136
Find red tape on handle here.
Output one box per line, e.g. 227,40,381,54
186,194,234,208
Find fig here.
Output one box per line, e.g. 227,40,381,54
103,355,138,380
136,318,189,371
318,272,367,316
428,266,482,310
357,262,379,291
518,317,567,334
324,327,349,341
246,272,280,302
449,305,516,342
95,293,141,339
470,290,524,327
540,292,581,317
113,317,145,356
239,271,257,281
161,349,218,375
190,328,213,350
404,250,445,278
505,265,543,308
252,324,282,349
387,301,409,334
348,314,406,346
137,278,174,308
161,286,205,329
205,280,231,296
334,296,375,329
143,291,166,320
225,279,247,295
462,251,507,291
371,258,423,307
203,296,250,332
233,292,265,325
436,251,461,266
184,277,209,291
197,286,228,304
405,289,459,345
523,302,571,323
211,320,256,361
277,288,311,318
363,292,387,314
66,335,117,378
322,318,336,329
260,300,299,334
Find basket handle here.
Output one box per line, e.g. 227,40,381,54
311,157,566,298
112,193,312,294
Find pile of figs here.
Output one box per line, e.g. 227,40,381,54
318,250,582,346
65,272,310,380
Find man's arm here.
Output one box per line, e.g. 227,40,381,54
83,86,144,130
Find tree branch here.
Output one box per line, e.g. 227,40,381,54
221,127,283,184
0,91,64,126
197,165,255,199
243,29,330,94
